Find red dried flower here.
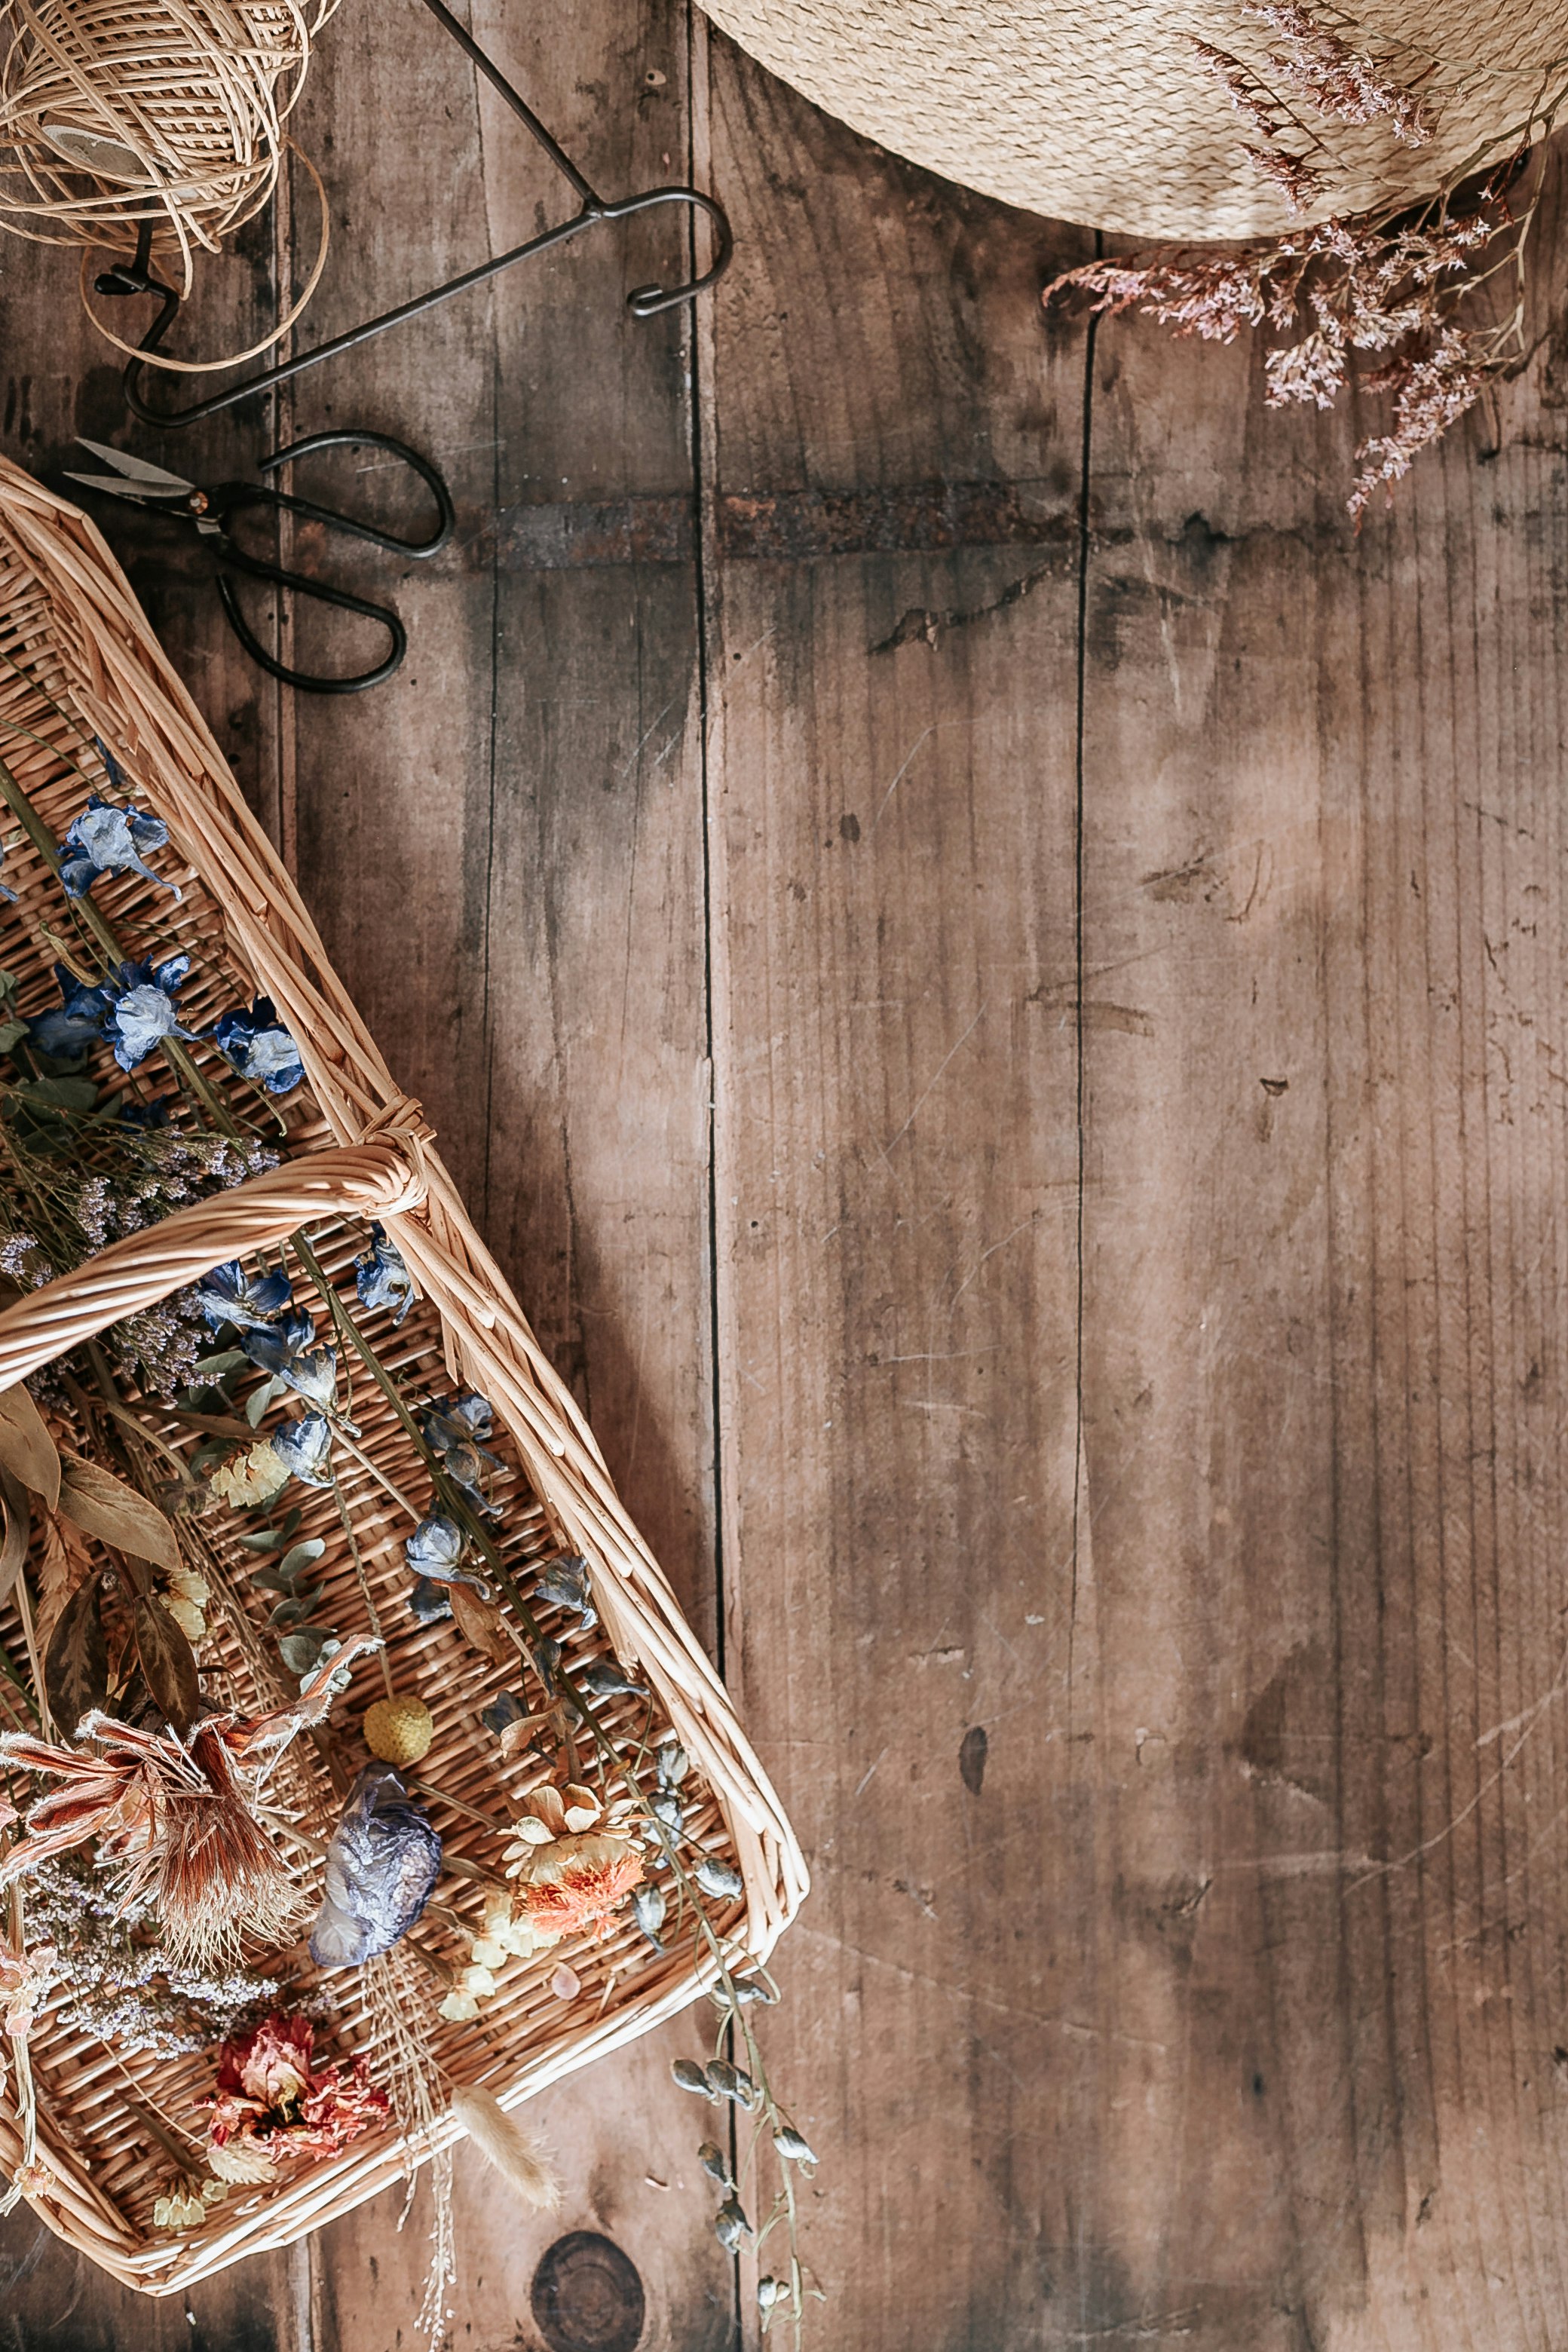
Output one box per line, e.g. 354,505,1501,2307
206,2012,388,2182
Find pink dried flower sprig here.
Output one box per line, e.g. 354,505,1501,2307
1043,182,1513,512
1242,2,1434,147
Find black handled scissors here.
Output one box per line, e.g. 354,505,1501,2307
63,430,455,695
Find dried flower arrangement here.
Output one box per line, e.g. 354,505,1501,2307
1045,5,1564,515
0,578,813,2340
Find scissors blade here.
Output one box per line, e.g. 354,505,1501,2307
73,437,195,494
63,471,191,507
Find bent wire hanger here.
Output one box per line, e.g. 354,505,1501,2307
100,0,733,431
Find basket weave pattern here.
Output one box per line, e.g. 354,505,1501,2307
0,453,806,2292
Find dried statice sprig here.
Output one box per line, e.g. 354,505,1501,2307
1349,326,1489,516
1044,177,1518,514
23,1857,281,2057
1242,2,1434,147
1189,8,1432,217
1191,38,1296,147
1241,143,1328,215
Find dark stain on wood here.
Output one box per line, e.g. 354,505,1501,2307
959,1724,989,1795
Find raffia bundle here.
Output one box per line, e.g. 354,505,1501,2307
0,0,336,360
699,0,1568,238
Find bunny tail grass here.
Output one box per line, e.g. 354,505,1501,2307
450,2087,562,2210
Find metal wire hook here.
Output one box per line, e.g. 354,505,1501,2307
609,186,735,317
96,0,732,430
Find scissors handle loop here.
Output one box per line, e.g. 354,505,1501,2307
210,430,452,692
214,550,408,696
245,430,455,556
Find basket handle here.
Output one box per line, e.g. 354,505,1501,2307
0,1141,425,1395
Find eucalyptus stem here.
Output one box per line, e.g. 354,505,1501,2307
329,1472,393,1700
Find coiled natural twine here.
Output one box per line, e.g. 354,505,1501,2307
0,0,335,299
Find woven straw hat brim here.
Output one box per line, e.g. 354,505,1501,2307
698,0,1568,239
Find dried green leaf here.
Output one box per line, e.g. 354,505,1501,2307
44,1570,107,1734
235,1530,286,1554
133,1594,200,1735
0,1384,60,1508
57,1451,179,1572
277,1628,331,1675
0,1468,29,1606
0,1020,27,1056
17,1076,96,1110
245,1377,283,1429
269,1589,324,1628
277,1539,326,1582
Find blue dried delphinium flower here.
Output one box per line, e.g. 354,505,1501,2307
104,957,200,1071
402,1513,485,1590
214,997,303,1095
57,797,181,901
0,837,17,906
354,1223,414,1326
406,1576,452,1627
308,1766,442,1968
26,964,115,1060
534,1553,597,1634
421,1391,503,1517
271,1412,333,1488
238,1307,338,1412
193,1260,294,1333
403,1514,464,1579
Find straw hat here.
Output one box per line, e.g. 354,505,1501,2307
697,0,1568,238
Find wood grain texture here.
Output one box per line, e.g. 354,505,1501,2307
6,2,1568,2344
282,0,728,2344
699,30,1568,2352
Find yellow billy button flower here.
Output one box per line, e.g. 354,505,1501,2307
363,1695,435,1767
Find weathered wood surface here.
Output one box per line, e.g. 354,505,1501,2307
4,0,1568,2344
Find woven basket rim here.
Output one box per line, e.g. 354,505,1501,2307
0,452,807,2289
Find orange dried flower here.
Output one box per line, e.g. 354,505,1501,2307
517,1834,646,1945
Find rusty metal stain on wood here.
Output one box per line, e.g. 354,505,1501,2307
103,479,1074,583
717,479,1073,559
496,479,1073,567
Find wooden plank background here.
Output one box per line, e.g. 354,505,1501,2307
2,0,1568,2344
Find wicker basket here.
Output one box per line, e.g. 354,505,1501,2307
0,451,807,2292
700,0,1568,239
